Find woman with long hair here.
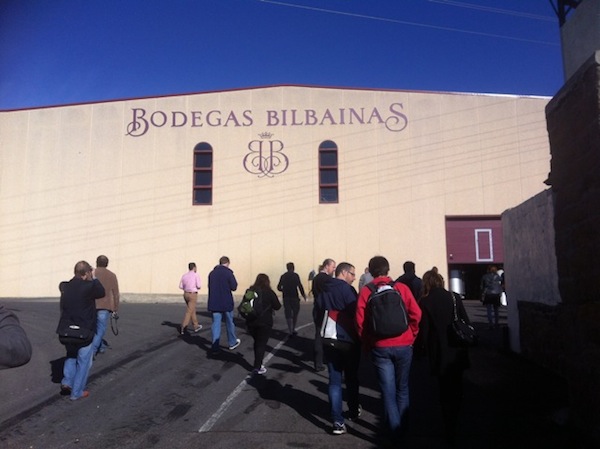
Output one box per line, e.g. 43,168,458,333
418,267,471,446
245,273,281,375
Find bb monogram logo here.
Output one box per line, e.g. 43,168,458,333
243,132,289,178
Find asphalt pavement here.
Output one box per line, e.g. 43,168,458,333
0,296,582,449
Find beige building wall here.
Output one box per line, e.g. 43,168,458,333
0,86,550,297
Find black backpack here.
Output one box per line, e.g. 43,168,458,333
365,281,409,339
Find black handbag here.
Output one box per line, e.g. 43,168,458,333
448,293,477,347
57,324,94,346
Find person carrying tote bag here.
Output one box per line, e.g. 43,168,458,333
417,267,471,446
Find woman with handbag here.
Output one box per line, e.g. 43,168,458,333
417,267,471,446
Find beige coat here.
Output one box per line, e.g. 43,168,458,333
95,267,120,311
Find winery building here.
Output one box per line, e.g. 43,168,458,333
0,85,551,297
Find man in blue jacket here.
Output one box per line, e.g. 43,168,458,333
315,262,361,435
208,256,240,354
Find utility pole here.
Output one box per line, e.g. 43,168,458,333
549,0,583,26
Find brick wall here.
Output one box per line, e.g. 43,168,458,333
545,50,600,444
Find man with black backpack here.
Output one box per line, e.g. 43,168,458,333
356,256,422,445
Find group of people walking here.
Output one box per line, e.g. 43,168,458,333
179,256,282,374
56,253,475,446
311,256,473,446
189,254,473,445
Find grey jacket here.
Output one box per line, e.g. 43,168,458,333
0,304,32,369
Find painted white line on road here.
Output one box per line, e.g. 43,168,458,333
198,321,313,433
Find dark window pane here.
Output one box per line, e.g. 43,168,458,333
193,189,212,205
194,142,212,151
194,152,212,168
320,151,337,166
320,187,338,203
193,142,213,206
320,140,337,149
320,169,338,184
194,171,212,186
318,141,338,205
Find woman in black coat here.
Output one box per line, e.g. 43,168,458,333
418,267,471,446
245,273,281,375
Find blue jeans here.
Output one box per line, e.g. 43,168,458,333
370,345,413,437
211,311,237,350
92,310,110,353
62,342,95,400
324,342,361,425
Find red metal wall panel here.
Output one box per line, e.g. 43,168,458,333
446,217,504,264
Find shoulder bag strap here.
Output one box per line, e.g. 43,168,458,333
451,292,459,320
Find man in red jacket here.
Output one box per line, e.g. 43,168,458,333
355,256,421,444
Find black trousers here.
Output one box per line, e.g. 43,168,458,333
438,364,465,444
283,297,300,320
312,305,323,368
247,324,271,369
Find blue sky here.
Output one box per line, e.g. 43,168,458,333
0,0,563,110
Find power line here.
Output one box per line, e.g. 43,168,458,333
428,0,555,22
257,0,558,46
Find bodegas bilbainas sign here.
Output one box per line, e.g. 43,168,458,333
125,102,409,137
125,102,409,178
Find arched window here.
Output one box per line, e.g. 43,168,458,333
193,142,213,205
319,140,338,203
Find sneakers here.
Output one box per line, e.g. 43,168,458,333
70,390,89,401
345,405,362,421
180,325,203,335
332,422,347,435
228,338,241,350
253,365,267,375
